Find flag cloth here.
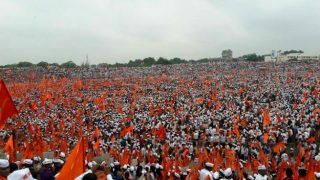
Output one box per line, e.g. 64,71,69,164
120,125,134,137
234,123,240,139
56,137,85,180
262,108,270,128
5,135,16,162
0,80,18,129
156,124,166,140
93,127,99,139
273,141,286,154
197,97,204,104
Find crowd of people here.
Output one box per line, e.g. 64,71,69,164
0,60,320,179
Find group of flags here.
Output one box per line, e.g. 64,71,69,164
1,80,85,179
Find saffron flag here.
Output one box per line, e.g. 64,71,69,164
273,141,286,154
262,108,270,128
197,97,204,104
0,80,18,129
93,127,99,139
156,124,166,140
5,135,16,162
56,138,85,180
120,125,134,137
234,123,240,139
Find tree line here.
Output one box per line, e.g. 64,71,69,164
1,50,304,68
0,57,191,69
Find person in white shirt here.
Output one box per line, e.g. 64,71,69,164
223,168,233,180
200,162,214,180
255,165,268,180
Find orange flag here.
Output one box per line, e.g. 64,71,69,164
93,127,99,139
273,141,286,154
120,125,134,137
276,115,281,124
5,135,16,162
0,80,18,129
60,139,68,153
262,108,270,128
155,124,166,140
197,97,204,104
258,144,268,167
56,138,85,180
93,139,101,156
263,133,269,143
314,89,319,97
234,122,240,139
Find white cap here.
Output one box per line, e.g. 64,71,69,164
53,159,64,164
205,162,214,168
59,152,66,158
87,162,93,168
174,172,180,178
224,168,232,177
7,168,35,180
0,159,9,168
213,172,219,179
33,156,41,161
315,155,320,162
114,161,120,166
258,165,266,170
75,170,92,180
129,166,134,171
281,153,288,160
315,172,320,178
23,159,33,165
42,158,53,165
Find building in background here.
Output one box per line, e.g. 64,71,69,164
222,49,233,61
264,50,319,62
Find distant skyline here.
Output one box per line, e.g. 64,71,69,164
1,0,320,65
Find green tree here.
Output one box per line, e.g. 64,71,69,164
156,57,171,65
128,59,143,67
17,61,34,67
60,61,77,68
242,54,264,62
143,57,156,66
4,64,18,68
170,57,186,64
37,61,49,68
283,50,304,55
197,58,210,63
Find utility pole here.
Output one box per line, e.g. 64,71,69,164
85,54,89,67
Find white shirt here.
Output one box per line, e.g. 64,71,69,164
199,169,213,180
107,174,113,180
255,174,268,180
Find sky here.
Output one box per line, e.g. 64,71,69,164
0,0,320,65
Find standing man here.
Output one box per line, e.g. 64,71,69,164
200,162,214,180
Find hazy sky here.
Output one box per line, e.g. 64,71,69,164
0,0,319,65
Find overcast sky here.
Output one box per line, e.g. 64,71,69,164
0,0,319,65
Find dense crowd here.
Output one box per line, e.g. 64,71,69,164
1,61,320,180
